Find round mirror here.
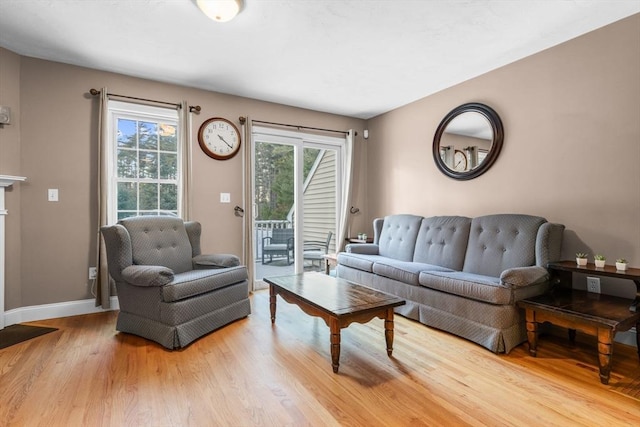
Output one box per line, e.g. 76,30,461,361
432,103,503,180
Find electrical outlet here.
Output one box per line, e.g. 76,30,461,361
586,276,600,293
89,267,97,280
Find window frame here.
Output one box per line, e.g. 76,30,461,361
107,100,181,223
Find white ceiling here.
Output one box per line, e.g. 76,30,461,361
1,1,638,119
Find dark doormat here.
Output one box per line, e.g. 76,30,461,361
0,324,58,349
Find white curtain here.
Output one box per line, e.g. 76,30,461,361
179,101,193,220
95,87,111,309
241,117,255,291
337,130,355,252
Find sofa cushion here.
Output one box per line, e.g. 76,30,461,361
337,253,383,273
378,214,423,261
462,214,546,278
413,216,471,270
373,259,452,286
161,265,248,302
419,270,513,305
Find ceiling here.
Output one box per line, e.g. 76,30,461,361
1,1,638,119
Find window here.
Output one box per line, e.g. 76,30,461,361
108,101,181,221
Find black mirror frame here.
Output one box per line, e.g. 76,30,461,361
432,102,504,180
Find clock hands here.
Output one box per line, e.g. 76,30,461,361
217,134,233,149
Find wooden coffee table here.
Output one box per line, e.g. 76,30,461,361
265,273,406,373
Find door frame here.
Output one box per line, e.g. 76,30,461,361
250,126,344,278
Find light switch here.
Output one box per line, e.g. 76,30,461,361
220,192,231,203
48,188,59,202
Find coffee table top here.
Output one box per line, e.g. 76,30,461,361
264,273,405,316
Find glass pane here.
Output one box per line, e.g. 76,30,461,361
138,151,158,178
117,149,137,178
117,119,137,148
253,141,295,282
159,123,177,151
138,121,158,150
118,211,136,221
160,153,177,180
117,182,137,210
255,143,295,221
160,183,177,210
303,148,337,272
139,183,158,210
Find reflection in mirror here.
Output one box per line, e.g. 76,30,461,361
432,103,503,180
439,112,493,172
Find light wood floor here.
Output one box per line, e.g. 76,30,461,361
1,289,639,426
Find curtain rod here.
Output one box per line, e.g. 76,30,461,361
243,118,354,136
89,89,201,113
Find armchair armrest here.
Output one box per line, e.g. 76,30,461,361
193,254,240,269
500,266,549,288
122,265,174,287
346,243,380,255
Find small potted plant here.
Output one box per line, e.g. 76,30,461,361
594,254,606,268
576,252,588,266
616,258,628,271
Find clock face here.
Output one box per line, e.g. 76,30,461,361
453,150,467,171
197,117,241,160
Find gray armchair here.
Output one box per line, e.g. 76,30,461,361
101,216,251,349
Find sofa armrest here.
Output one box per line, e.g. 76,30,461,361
193,254,240,269
536,222,565,267
346,243,380,255
500,266,549,288
122,265,174,287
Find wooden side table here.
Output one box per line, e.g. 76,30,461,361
323,253,338,275
517,260,640,384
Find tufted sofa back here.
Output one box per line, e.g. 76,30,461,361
377,214,423,261
120,216,194,274
462,214,545,277
413,216,472,270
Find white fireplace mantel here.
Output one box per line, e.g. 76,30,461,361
0,174,26,329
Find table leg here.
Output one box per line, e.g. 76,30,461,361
269,284,276,324
384,308,394,356
330,317,340,373
597,328,613,385
525,309,538,357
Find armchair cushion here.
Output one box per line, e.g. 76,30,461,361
193,253,241,269
162,265,249,302
121,265,174,287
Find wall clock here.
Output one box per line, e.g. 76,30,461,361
453,150,467,171
197,117,241,160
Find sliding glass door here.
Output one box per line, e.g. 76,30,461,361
251,127,343,287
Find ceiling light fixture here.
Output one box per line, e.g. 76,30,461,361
196,0,243,23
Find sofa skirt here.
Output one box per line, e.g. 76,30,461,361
337,265,526,353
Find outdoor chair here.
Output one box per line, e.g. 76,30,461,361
303,231,333,270
101,215,251,349
262,228,294,265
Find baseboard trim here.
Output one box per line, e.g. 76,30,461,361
4,296,119,326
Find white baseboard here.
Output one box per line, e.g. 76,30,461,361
4,296,119,326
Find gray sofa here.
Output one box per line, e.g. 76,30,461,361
101,216,251,349
337,214,564,353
